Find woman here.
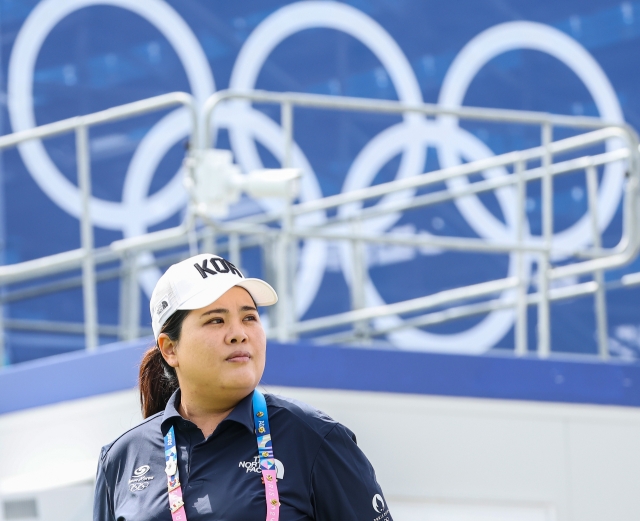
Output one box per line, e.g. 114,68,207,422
94,253,392,521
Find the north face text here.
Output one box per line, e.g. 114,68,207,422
194,258,243,279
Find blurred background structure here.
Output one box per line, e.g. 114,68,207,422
1,0,640,520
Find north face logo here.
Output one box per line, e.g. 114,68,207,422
194,258,243,279
155,300,169,316
238,457,285,479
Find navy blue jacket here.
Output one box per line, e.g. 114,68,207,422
93,389,392,521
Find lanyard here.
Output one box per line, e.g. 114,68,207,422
163,390,280,521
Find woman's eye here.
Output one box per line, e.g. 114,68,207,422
207,318,223,325
244,315,257,321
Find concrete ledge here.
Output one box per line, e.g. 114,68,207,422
2,339,640,414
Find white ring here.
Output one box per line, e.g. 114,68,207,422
7,0,214,229
230,1,423,106
227,0,426,318
438,21,624,254
339,119,530,352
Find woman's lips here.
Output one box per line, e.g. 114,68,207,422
226,350,252,363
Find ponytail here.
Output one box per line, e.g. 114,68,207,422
138,309,190,418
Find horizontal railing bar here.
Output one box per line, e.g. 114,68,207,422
209,154,627,258
290,129,628,217
209,149,628,250
0,250,197,304
205,90,628,135
292,277,518,334
0,223,262,300
198,215,278,239
0,92,196,149
0,249,99,285
0,135,617,289
621,271,640,286
0,227,195,287
109,222,265,260
316,148,628,231
313,281,600,343
289,229,548,253
0,268,117,303
549,231,639,279
4,318,123,337
110,224,192,253
532,281,599,302
312,299,514,345
80,92,195,128
234,128,628,226
3,278,602,341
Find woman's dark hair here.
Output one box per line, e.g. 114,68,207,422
139,309,190,418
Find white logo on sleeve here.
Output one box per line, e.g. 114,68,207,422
129,465,154,492
133,465,150,477
372,494,385,513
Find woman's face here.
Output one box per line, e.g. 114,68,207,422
161,286,266,401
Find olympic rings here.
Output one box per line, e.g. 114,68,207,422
129,482,149,492
6,2,625,352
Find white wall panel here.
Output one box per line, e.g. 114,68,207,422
1,386,640,521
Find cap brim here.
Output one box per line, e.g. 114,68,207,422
178,277,278,311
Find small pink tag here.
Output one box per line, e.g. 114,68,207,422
169,486,187,521
262,470,280,521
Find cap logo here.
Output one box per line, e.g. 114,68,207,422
194,257,244,279
154,297,171,318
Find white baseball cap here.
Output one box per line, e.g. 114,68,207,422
150,253,278,339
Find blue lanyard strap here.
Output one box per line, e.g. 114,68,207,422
162,390,280,521
163,425,186,520
252,390,281,521
252,390,275,470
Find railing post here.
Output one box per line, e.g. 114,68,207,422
187,214,199,257
538,122,553,358
0,302,5,366
350,218,369,341
262,236,278,334
229,232,242,271
282,101,293,170
202,224,216,255
276,200,292,342
76,124,98,351
118,253,131,341
514,158,528,356
276,101,296,341
118,252,140,341
586,162,609,360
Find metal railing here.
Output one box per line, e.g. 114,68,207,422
0,89,639,363
199,90,639,358
0,92,197,355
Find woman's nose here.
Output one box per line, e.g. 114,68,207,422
227,323,248,344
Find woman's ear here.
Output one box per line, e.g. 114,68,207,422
158,334,179,368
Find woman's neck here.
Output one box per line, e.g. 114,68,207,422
178,389,243,438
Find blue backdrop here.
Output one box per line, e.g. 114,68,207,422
2,0,640,363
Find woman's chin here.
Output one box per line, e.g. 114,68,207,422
217,370,260,392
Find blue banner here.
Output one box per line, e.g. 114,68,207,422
2,0,640,363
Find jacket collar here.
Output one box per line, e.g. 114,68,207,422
161,388,255,434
